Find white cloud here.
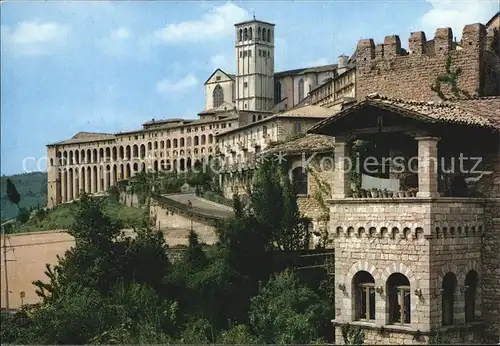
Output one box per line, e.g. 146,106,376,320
417,0,498,39
1,20,70,56
154,2,248,44
156,74,198,94
110,27,132,40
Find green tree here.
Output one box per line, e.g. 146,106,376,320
6,178,21,208
249,269,329,344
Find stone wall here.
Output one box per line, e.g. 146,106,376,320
150,200,219,246
330,198,487,342
356,24,499,101
0,230,187,310
334,323,486,345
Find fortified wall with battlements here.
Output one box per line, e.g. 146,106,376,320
356,23,500,101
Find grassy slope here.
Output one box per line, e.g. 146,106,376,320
11,199,149,234
1,172,48,222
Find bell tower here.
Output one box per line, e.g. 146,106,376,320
234,19,275,112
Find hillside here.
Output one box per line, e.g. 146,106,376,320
1,172,47,222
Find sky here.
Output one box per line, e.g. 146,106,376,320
1,0,498,175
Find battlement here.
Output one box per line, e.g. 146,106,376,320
357,23,490,61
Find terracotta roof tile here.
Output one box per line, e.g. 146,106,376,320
309,93,500,134
261,133,335,156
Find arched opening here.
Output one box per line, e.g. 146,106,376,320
267,28,271,42
154,160,158,171
208,134,213,144
239,28,242,41
126,146,131,160
387,273,411,325
180,137,185,147
275,81,282,103
213,84,224,108
187,137,192,146
148,142,152,151
243,28,248,40
167,139,171,149
249,27,252,40
186,157,192,170
179,158,185,172
112,147,117,161
160,141,165,149
465,270,478,322
119,146,124,160
75,151,79,164
105,147,111,161
86,149,91,163
262,28,267,41
126,164,131,178
132,145,138,159
140,144,146,159
201,134,206,145
353,271,376,322
442,272,457,326
92,166,98,193
86,166,91,192
173,139,178,148
154,141,158,150
258,27,261,39
298,78,305,101
291,167,308,195
69,151,74,165
194,136,199,146
257,114,262,121
252,114,256,122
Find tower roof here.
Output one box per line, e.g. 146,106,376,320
234,19,275,27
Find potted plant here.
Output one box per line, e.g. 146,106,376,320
359,189,367,198
381,189,389,198
370,188,379,198
408,187,418,197
352,190,360,198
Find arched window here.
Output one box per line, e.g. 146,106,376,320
244,28,248,40
258,27,261,39
275,81,281,103
465,270,478,322
442,272,457,326
353,271,376,322
294,121,302,134
292,167,308,195
387,273,411,325
239,29,242,41
262,28,266,41
298,78,305,101
249,27,253,40
252,114,256,122
257,114,262,121
213,84,224,108
194,136,199,146
267,28,271,42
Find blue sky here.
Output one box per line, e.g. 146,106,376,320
1,0,498,175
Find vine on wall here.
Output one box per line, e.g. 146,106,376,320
430,55,471,100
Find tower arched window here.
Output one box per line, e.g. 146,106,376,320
249,27,253,40
465,270,479,322
442,272,457,326
353,271,376,322
244,28,248,41
262,29,267,41
292,166,308,195
387,273,411,325
258,27,261,39
267,28,271,42
213,84,224,108
298,78,305,101
239,29,242,41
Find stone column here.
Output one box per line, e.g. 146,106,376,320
333,136,351,198
66,170,73,202
61,170,67,203
415,136,440,198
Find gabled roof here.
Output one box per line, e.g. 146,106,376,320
308,93,500,135
204,68,235,85
261,133,335,156
48,132,116,146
